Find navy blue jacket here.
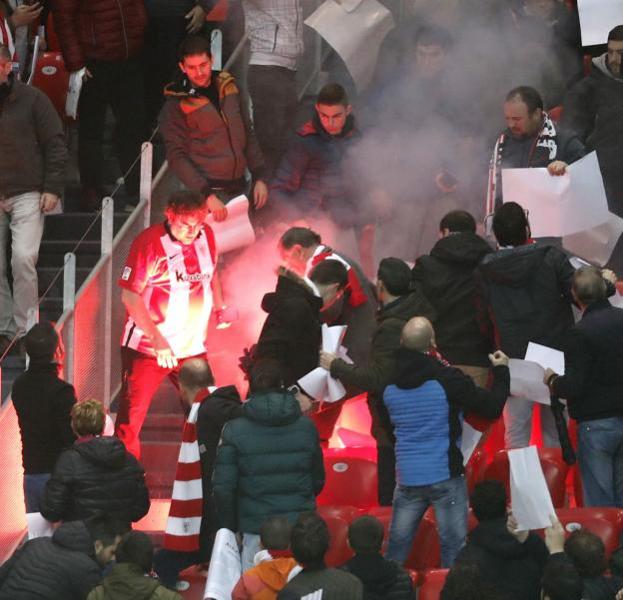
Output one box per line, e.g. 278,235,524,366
383,349,509,486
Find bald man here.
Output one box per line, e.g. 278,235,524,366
154,357,243,589
383,317,510,567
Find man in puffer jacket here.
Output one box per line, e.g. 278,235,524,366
213,359,325,571
41,399,150,524
51,0,147,209
88,531,182,600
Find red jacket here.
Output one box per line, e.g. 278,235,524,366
51,0,146,71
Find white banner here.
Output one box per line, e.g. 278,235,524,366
577,0,623,47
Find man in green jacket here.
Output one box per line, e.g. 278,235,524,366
213,359,325,571
320,257,436,506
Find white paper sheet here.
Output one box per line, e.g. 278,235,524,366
305,0,395,91
206,195,256,254
577,0,623,46
204,528,241,600
525,342,565,375
297,324,349,403
461,421,482,466
26,513,54,540
502,152,609,238
66,69,85,119
509,445,556,530
509,359,551,406
563,212,623,267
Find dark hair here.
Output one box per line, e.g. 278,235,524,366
260,516,292,551
0,44,11,61
348,515,384,555
178,34,212,61
179,358,214,391
116,531,153,573
317,83,349,107
492,202,529,247
166,190,207,216
609,546,623,578
280,227,322,250
541,557,583,600
417,24,453,49
505,86,544,115
442,561,505,600
84,514,123,546
564,529,607,578
572,266,607,306
377,257,413,296
439,210,476,234
309,259,348,289
290,512,330,568
608,25,623,42
250,359,285,393
24,322,59,362
470,480,507,522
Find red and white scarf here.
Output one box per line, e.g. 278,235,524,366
0,16,15,60
308,245,368,308
163,387,215,552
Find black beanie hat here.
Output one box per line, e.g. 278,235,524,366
377,257,413,296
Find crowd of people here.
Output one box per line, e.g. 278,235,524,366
2,0,623,599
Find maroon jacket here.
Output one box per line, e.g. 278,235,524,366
51,0,146,72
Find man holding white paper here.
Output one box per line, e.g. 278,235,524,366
545,266,623,507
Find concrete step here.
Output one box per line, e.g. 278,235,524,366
43,212,128,242
38,240,102,267
38,266,92,299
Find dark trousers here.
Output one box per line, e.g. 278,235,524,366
367,393,396,506
78,57,145,197
114,348,203,458
247,65,297,179
153,549,202,589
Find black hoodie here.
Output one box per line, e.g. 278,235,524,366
456,518,549,600
413,232,493,366
40,436,150,523
342,554,415,600
476,243,575,358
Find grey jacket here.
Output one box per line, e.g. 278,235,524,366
0,76,67,199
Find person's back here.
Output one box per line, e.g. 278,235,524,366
341,516,414,600
413,211,493,369
456,481,548,600
40,400,150,524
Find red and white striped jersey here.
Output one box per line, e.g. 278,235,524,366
0,16,15,59
119,222,217,358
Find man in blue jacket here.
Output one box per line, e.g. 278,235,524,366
383,317,510,567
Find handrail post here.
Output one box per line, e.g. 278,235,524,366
211,29,223,71
101,197,114,408
62,252,76,384
140,141,153,229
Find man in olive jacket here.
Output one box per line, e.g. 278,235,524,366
212,359,325,571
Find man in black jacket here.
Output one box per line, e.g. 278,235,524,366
40,400,150,524
545,266,623,507
0,515,121,600
12,322,76,512
455,480,549,600
413,210,493,387
477,201,575,449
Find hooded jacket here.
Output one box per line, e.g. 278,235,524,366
563,53,623,203
254,270,323,386
342,554,415,600
40,436,150,524
213,390,325,534
456,518,549,600
476,243,575,358
232,552,300,600
0,521,102,600
383,349,509,486
271,113,365,229
87,563,182,600
413,232,493,367
159,72,266,196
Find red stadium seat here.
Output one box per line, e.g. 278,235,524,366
317,449,378,509
323,514,353,567
317,504,361,524
481,448,569,507
30,51,70,123
418,569,449,600
549,106,563,122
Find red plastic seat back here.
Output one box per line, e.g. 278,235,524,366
419,569,449,600
317,451,378,509
323,514,353,567
30,52,70,123
549,105,563,122
317,504,361,524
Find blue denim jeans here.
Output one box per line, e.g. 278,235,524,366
386,476,468,567
23,473,50,513
578,416,623,507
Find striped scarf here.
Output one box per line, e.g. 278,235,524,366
0,16,15,59
163,387,215,552
309,246,368,308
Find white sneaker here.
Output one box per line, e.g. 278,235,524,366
175,580,191,592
